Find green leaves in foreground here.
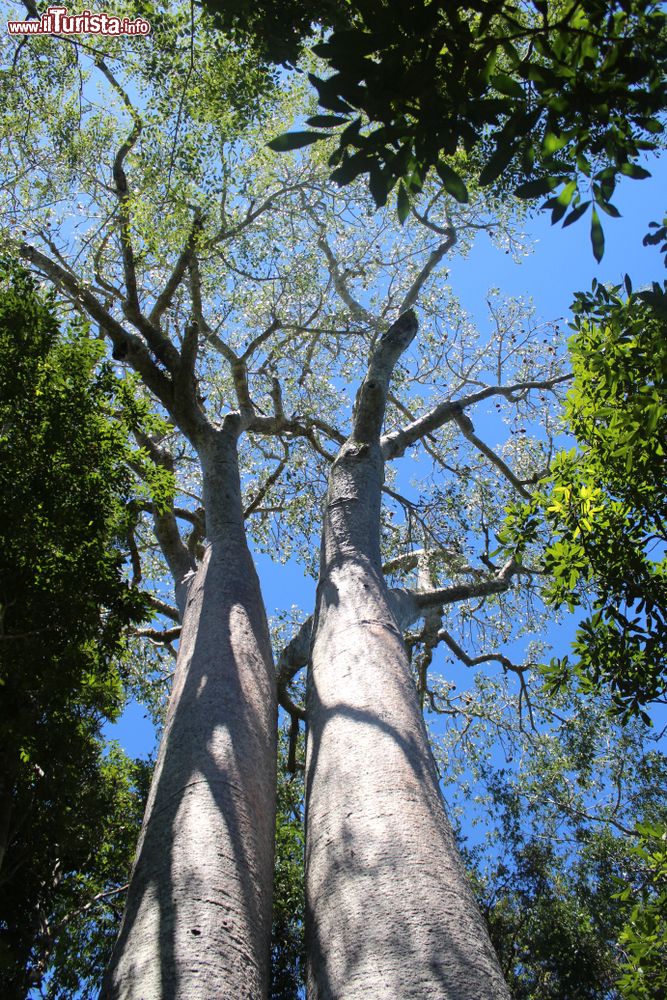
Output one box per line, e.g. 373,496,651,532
267,130,330,152
0,264,149,995
615,824,667,999
257,0,666,248
499,262,667,718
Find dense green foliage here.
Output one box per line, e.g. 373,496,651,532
502,257,667,718
616,822,667,999
211,0,667,255
271,730,305,1000
430,666,667,999
0,267,149,996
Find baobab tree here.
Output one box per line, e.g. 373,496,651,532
0,2,627,995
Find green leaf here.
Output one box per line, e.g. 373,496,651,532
396,182,410,224
550,201,569,225
267,131,328,152
562,201,590,227
543,132,567,155
596,201,621,218
479,142,517,186
490,73,524,99
307,73,355,114
590,207,605,262
435,161,469,203
368,166,390,207
514,176,559,199
305,115,349,129
620,163,652,180
557,180,577,206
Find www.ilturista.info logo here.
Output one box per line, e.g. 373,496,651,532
7,6,151,35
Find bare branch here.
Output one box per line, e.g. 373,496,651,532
136,625,182,643
452,409,531,499
244,442,289,518
383,546,476,577
19,243,174,410
94,58,181,372
320,236,375,325
276,617,311,723
270,377,284,422
133,432,196,597
399,232,456,314
414,558,519,609
241,318,280,362
150,209,203,327
438,628,519,674
126,525,142,585
207,190,283,245
382,374,573,460
144,595,180,623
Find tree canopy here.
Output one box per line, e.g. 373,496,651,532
209,0,667,256
0,265,150,996
502,250,667,719
1,1,666,995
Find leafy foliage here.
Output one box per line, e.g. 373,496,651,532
213,0,667,248
501,266,667,718
0,265,149,995
433,670,667,999
616,823,667,999
271,729,305,1000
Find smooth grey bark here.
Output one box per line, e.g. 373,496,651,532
102,425,277,1000
305,313,510,999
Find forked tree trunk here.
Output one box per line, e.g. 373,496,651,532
305,314,510,999
102,428,276,1000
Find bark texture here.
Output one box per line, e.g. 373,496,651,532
102,429,276,1000
305,314,510,999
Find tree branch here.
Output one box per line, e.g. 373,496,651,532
452,409,531,499
94,60,180,373
315,228,376,327
414,558,518,609
133,432,196,603
19,243,174,410
276,617,311,722
244,442,289,518
438,628,518,674
144,594,180,623
241,317,280,362
353,310,419,444
136,625,182,643
381,374,572,460
399,231,456,313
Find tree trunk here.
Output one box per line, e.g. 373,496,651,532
102,428,277,1000
305,317,510,998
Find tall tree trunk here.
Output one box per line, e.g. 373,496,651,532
102,427,277,1000
305,314,510,999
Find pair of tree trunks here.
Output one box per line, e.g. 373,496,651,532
103,316,508,998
